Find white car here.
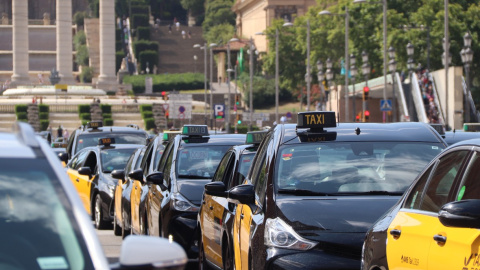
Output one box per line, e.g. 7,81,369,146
0,122,187,270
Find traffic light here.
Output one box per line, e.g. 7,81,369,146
356,113,361,122
235,95,240,105
162,91,168,101
365,110,370,122
363,86,369,100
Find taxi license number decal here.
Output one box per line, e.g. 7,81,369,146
463,253,480,270
401,255,419,266
190,151,208,159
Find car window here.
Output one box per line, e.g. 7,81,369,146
153,144,166,170
236,153,255,187
419,150,469,212
0,158,95,269
157,142,174,172
212,151,233,183
456,151,480,201
176,145,231,179
100,148,138,173
405,166,433,209
141,142,155,175
134,148,146,170
123,150,136,175
163,146,175,187
252,136,273,206
69,149,88,170
75,132,146,153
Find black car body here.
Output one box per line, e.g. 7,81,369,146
198,131,266,269
66,138,144,229
443,130,480,145
215,112,447,270
134,125,246,261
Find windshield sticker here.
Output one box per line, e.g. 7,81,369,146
401,255,419,266
282,153,292,160
432,146,439,150
37,257,69,269
458,186,466,201
190,151,208,159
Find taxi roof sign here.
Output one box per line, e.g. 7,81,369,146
182,125,209,136
163,131,181,141
87,121,103,129
98,137,115,146
297,111,336,130
246,131,267,145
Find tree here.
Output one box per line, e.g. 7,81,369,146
202,0,235,34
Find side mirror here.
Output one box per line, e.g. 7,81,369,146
439,200,480,229
205,182,227,197
78,167,92,176
118,235,187,269
228,184,255,205
111,169,125,180
128,169,144,182
58,152,69,163
146,172,167,191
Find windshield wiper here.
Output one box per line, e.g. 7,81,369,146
277,188,332,196
335,191,404,196
177,174,211,179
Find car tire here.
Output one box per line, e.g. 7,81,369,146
222,237,234,270
94,194,109,230
113,207,122,236
198,232,211,270
121,211,131,239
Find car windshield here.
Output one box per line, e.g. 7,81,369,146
101,148,139,173
75,132,146,153
177,145,231,179
275,142,444,195
0,158,94,269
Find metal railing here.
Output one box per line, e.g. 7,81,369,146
0,104,140,113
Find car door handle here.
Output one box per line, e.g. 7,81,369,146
135,186,138,190
240,214,244,219
390,229,401,238
76,178,80,182
209,206,213,210
433,234,447,244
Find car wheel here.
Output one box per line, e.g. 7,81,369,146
94,195,109,230
113,207,122,236
121,211,131,239
223,238,234,270
198,232,211,270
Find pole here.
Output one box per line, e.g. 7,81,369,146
444,0,449,130
235,65,238,133
209,46,214,130
275,29,279,124
352,77,356,121
203,43,207,125
392,70,397,121
249,37,254,131
345,8,349,122
382,0,387,122
465,64,470,123
227,43,231,133
306,19,311,111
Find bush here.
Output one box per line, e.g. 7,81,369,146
80,66,94,83
100,104,112,114
40,120,50,131
81,120,89,126
103,118,114,126
132,14,149,29
15,104,28,113
141,111,153,119
138,50,158,72
144,118,155,130
39,112,49,120
78,105,91,115
73,11,88,27
38,104,49,113
116,41,123,52
139,104,152,113
233,125,260,134
80,113,91,121
123,73,204,94
136,26,150,40
75,45,89,66
131,5,149,15
133,40,158,58
102,113,112,119
116,28,123,39
16,112,27,120
74,31,86,49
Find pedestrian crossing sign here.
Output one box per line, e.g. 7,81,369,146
380,99,392,112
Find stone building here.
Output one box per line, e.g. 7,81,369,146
0,0,87,21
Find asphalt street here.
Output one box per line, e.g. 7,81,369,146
96,227,122,264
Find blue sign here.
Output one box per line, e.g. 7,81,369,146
380,99,392,112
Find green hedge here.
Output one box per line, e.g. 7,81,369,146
78,105,90,115
102,113,112,119
38,104,49,113
100,104,112,114
80,113,91,121
123,73,204,94
144,118,155,130
80,66,94,83
39,112,49,120
131,5,149,14
16,112,27,120
76,45,89,66
133,40,158,58
116,40,123,52
139,50,158,72
132,14,149,29
40,120,50,131
139,104,152,112
15,104,28,113
116,28,123,39
137,26,150,40
141,111,153,119
104,118,113,126
232,125,260,134
81,120,89,126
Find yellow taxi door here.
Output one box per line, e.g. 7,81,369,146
131,180,142,232
202,193,216,261
238,203,253,270
233,204,244,270
114,179,123,224
77,172,93,214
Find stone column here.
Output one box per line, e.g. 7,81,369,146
97,0,117,87
11,0,29,85
56,1,74,84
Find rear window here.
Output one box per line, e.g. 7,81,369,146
176,145,231,179
0,158,94,269
75,132,146,153
101,148,139,173
275,142,444,195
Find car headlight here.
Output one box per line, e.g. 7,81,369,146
265,217,317,250
171,192,199,212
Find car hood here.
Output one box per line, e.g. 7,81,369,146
176,179,211,205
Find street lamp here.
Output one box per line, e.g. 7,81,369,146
350,54,358,121
316,60,325,111
209,43,217,129
247,37,255,131
319,7,350,121
361,51,370,122
354,0,388,121
388,46,397,121
401,25,431,70
226,38,239,133
461,32,474,123
194,43,208,125
193,55,198,73
326,60,334,110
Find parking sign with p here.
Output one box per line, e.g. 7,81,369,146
214,104,225,122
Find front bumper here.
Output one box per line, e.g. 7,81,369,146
266,247,360,270
168,212,199,259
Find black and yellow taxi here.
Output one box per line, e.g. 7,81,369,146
66,137,144,229
212,111,447,269
133,125,245,262
64,121,149,161
198,131,267,270
362,138,480,270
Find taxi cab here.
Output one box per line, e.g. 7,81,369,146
65,121,148,161
214,111,447,269
66,137,144,229
198,131,267,270
132,125,246,261
362,138,480,270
